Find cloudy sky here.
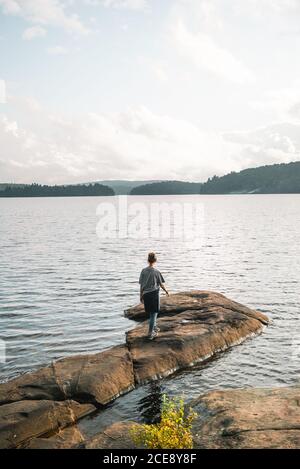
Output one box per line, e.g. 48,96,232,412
0,0,300,184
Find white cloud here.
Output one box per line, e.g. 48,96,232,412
177,0,224,32
234,0,300,16
0,98,242,183
47,45,68,55
139,57,168,83
261,0,299,9
85,0,148,10
289,102,300,120
0,0,89,35
1,1,300,184
22,25,47,40
250,82,300,121
224,122,300,167
1,95,300,184
0,79,6,104
171,19,255,84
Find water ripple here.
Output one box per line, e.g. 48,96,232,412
0,195,300,428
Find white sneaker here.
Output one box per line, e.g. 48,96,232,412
148,331,158,340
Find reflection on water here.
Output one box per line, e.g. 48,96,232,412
1,195,300,432
138,382,164,424
78,382,165,438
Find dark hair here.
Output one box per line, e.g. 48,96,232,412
148,252,157,264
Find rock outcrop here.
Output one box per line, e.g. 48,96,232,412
0,399,94,449
0,345,134,407
125,291,269,325
192,386,300,449
85,386,300,450
0,291,269,448
84,422,139,449
26,426,86,449
126,291,268,384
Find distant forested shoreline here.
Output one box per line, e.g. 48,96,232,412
1,161,300,197
199,161,300,194
129,161,300,195
0,183,115,198
130,181,201,195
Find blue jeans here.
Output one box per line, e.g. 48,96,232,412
148,312,158,335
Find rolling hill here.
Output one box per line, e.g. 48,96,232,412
130,180,202,195
199,161,300,194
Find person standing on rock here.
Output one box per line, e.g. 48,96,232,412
139,252,169,340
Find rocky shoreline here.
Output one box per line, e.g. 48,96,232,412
0,291,269,449
82,386,300,450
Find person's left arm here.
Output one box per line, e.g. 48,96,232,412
160,282,169,296
159,272,169,296
139,271,144,303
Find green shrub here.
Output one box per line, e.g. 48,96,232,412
131,395,197,449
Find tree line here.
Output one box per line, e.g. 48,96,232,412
199,161,300,194
1,161,300,197
130,181,201,195
0,183,115,197
130,161,300,195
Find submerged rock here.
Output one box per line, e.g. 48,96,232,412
0,399,94,449
192,386,300,449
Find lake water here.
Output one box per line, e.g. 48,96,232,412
0,195,300,432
